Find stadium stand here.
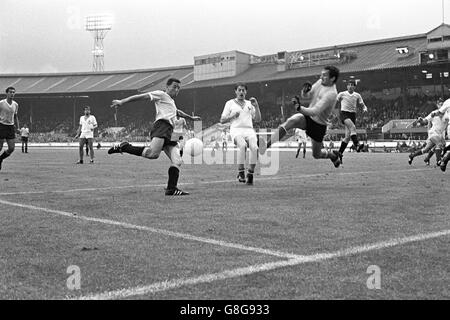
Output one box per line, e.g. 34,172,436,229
1,24,450,143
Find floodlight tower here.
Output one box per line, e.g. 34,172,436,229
85,14,113,72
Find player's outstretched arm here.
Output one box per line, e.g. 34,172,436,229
177,109,201,121
111,93,150,108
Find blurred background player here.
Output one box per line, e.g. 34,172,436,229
429,98,450,172
294,128,307,159
221,129,228,152
423,98,445,166
74,106,97,164
336,80,368,163
172,116,188,157
20,123,29,153
408,106,449,166
0,87,19,171
220,83,261,185
108,78,201,196
260,66,341,168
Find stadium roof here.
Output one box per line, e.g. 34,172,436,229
0,30,436,94
0,66,194,95
185,34,428,89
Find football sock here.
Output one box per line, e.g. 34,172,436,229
122,144,145,156
167,166,180,190
0,150,11,161
424,150,434,162
339,141,348,154
411,149,423,158
350,135,359,149
435,149,442,164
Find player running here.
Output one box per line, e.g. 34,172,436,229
336,80,368,163
423,98,445,166
429,98,450,172
408,107,449,167
0,87,19,171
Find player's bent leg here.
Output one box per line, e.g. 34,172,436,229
235,136,247,183
311,140,341,168
6,138,15,154
142,139,165,159
263,114,306,154
409,141,433,165
344,119,362,152
424,149,435,166
440,150,450,172
0,139,15,170
339,127,351,159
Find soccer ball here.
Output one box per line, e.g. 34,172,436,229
185,138,203,157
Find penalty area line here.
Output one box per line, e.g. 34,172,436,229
0,198,299,260
76,228,450,300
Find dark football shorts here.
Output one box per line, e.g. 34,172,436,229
305,116,327,143
0,123,15,140
340,111,356,124
151,119,178,147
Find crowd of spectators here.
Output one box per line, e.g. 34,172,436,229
18,93,445,143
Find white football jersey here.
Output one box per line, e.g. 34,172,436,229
425,111,449,137
147,90,178,127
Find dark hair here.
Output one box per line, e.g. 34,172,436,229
324,66,340,84
166,78,181,86
6,87,15,93
84,106,91,110
234,83,248,91
347,80,356,86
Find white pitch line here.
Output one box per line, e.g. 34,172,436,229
77,229,450,300
0,199,299,259
0,168,431,196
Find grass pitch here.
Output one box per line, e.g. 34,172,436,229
0,148,448,300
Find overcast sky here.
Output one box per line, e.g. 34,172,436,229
0,0,447,73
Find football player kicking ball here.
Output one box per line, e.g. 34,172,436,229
108,78,201,196
259,66,341,168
